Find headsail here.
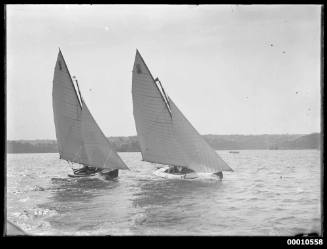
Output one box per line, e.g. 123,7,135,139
80,99,129,170
132,50,233,173
52,49,129,170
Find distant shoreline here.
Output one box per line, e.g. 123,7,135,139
6,149,321,155
6,133,320,153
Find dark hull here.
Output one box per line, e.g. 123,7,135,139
68,173,96,178
100,169,119,180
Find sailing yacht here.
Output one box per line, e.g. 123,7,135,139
52,49,129,179
132,50,233,180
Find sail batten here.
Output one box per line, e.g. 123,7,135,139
52,50,129,171
132,50,233,173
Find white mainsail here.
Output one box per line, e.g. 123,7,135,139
132,50,233,173
52,49,129,170
52,50,88,164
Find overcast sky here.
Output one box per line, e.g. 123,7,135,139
7,5,321,140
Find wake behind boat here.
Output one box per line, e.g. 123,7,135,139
52,49,129,180
132,50,233,180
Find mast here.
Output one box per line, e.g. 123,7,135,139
73,76,83,107
135,50,172,118
132,50,233,173
154,77,172,117
53,49,129,170
58,49,82,109
53,49,88,164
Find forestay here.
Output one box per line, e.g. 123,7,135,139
52,50,128,170
132,50,233,173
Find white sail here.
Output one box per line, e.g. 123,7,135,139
52,50,88,164
132,50,233,173
52,50,129,170
80,99,129,170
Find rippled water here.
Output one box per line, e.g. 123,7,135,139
6,150,321,236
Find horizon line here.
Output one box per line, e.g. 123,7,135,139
6,132,321,141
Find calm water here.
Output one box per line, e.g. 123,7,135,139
6,150,321,236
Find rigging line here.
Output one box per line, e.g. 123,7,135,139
55,100,82,109
135,51,172,119
58,50,82,110
54,83,81,93
154,78,172,118
156,78,171,107
73,77,83,108
134,82,171,124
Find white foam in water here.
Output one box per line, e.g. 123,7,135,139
6,151,321,236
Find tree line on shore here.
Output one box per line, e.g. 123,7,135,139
6,133,320,154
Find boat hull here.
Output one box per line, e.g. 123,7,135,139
68,169,119,180
68,173,97,178
99,169,119,180
153,167,220,180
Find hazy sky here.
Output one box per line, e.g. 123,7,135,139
7,5,321,140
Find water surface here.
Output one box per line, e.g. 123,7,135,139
6,150,321,235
